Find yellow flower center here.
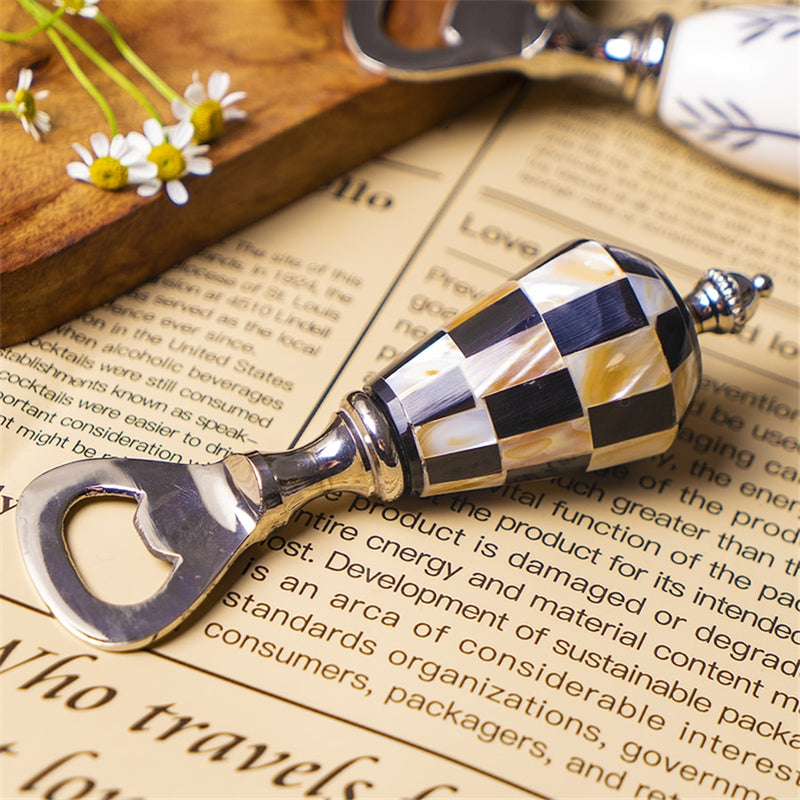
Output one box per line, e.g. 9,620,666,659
191,100,224,144
14,88,35,121
62,0,87,13
89,156,129,191
148,142,186,182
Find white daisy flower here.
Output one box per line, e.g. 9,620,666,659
128,118,213,205
53,0,101,18
66,131,157,191
171,70,246,144
6,68,51,142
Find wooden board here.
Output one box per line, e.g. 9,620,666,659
0,0,505,345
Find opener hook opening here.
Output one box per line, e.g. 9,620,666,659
344,0,551,79
65,494,175,607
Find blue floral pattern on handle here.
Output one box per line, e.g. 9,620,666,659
668,5,800,166
676,98,800,151
736,7,800,43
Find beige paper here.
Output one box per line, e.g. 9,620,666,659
2,27,798,800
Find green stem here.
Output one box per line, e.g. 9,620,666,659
0,6,64,41
94,11,181,104
0,102,17,113
44,23,118,134
52,19,164,123
22,0,164,124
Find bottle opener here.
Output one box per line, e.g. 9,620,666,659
343,1,799,190
16,240,771,650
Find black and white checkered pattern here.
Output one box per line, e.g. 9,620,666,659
369,240,700,496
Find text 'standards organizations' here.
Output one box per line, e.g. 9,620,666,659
1,40,799,800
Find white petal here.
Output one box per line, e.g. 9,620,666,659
80,6,98,17
108,133,129,160
184,83,206,106
171,98,191,121
66,162,91,182
137,180,162,197
34,111,51,133
71,142,94,165
119,147,148,166
169,121,194,150
89,131,110,157
125,131,150,155
33,89,49,101
127,163,158,183
166,179,189,205
186,156,213,176
142,118,164,145
18,69,32,91
223,108,247,122
20,117,39,141
5,90,14,102
183,143,210,158
220,90,246,108
207,71,230,101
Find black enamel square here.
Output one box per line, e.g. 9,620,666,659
656,306,693,371
588,384,676,448
606,245,660,278
450,289,542,358
402,367,476,426
544,279,647,356
426,445,502,485
485,369,583,439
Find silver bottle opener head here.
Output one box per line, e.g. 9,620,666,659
16,456,264,650
15,241,771,651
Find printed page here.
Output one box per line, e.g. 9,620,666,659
2,39,798,800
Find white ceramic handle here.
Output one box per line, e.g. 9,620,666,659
658,5,799,190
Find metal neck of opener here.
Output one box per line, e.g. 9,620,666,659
16,244,771,651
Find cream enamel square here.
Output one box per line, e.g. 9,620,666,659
626,273,678,321
384,333,465,399
561,326,671,408
415,405,497,459
517,241,622,313
588,427,677,470
463,324,564,397
499,417,592,471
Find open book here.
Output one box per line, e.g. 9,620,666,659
1,15,798,800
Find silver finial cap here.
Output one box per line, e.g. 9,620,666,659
685,269,773,335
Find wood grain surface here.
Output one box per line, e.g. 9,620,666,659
0,0,505,345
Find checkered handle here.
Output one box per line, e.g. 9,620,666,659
367,240,701,496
